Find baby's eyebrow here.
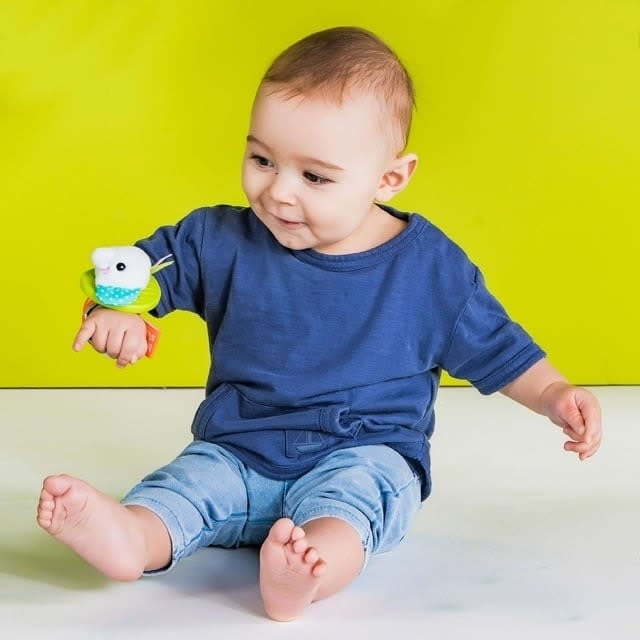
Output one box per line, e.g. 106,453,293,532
246,135,345,172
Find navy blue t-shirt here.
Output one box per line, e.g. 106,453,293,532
137,205,545,499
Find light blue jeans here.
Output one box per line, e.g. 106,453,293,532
122,441,422,573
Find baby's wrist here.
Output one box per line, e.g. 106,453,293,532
83,301,103,319
539,380,572,416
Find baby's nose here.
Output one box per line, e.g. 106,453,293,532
268,170,296,204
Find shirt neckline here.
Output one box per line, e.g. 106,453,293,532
290,206,425,272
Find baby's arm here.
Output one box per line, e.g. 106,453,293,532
72,308,148,368
500,358,602,460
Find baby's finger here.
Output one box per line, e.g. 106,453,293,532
564,438,597,459
564,440,586,456
564,410,586,436
577,390,602,430
72,323,96,351
562,426,583,442
105,330,126,360
89,325,109,353
579,433,602,460
116,330,147,368
579,446,598,461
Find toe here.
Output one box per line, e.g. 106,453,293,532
43,474,73,497
290,525,305,541
49,498,66,534
292,537,309,555
311,559,327,578
303,547,319,565
37,512,52,528
268,518,296,545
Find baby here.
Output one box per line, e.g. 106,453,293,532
38,26,602,622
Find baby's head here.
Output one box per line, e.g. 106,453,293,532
258,26,415,155
243,27,418,254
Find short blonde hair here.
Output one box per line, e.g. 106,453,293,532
258,26,415,152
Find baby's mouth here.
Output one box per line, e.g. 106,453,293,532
275,216,304,229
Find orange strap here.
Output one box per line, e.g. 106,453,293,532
82,299,160,358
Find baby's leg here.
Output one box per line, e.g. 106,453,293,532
260,516,364,622
37,474,171,580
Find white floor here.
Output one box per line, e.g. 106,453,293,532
1,387,637,639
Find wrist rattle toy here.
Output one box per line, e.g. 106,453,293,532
80,246,173,358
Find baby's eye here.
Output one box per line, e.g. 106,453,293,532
250,154,273,168
303,171,330,185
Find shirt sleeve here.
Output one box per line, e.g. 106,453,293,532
441,269,546,394
135,209,207,318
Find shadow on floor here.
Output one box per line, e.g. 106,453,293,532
0,535,109,591
0,532,265,617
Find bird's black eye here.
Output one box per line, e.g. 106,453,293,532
116,262,126,271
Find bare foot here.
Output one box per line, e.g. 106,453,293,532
37,474,147,581
259,518,327,621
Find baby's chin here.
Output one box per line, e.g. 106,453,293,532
263,225,314,251
272,234,313,251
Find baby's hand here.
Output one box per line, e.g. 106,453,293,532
73,308,147,368
540,382,603,460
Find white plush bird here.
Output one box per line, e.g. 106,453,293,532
91,246,152,306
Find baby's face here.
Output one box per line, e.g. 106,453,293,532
242,89,398,254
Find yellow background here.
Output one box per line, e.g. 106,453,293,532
1,1,638,388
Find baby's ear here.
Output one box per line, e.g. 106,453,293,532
375,153,418,202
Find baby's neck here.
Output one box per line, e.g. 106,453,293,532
319,205,407,256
